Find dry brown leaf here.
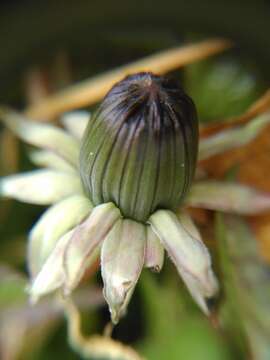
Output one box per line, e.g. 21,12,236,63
200,123,270,192
200,89,270,137
0,130,19,223
0,130,19,175
198,89,270,264
24,68,51,106
200,118,270,263
248,213,270,263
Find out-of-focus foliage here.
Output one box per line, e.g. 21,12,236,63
185,59,263,122
0,267,59,360
139,271,232,360
217,215,270,360
0,266,104,360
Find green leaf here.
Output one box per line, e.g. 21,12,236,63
139,271,231,360
0,267,27,308
185,59,262,123
216,214,270,360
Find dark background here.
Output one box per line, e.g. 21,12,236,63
1,0,270,104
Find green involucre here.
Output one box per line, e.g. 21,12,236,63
80,72,198,222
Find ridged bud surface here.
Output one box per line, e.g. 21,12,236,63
80,72,198,222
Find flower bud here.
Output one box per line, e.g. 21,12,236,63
80,72,198,222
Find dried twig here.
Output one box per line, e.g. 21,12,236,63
63,298,144,360
25,38,231,120
200,89,270,137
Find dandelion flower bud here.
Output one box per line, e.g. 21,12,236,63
80,72,198,222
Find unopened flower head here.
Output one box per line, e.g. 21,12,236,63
80,72,198,222
0,72,219,324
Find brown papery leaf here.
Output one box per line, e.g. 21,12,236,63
200,123,270,192
200,88,270,137
199,89,270,264
249,213,270,263
201,117,270,264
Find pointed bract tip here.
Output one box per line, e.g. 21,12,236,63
101,219,146,324
149,209,219,315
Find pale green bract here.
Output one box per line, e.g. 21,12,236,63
1,108,270,323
